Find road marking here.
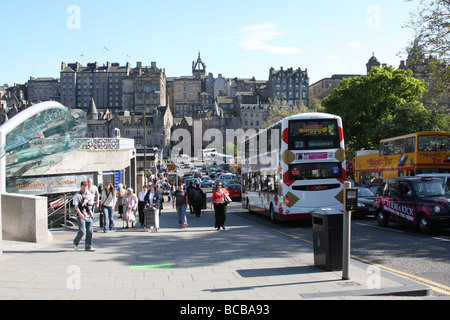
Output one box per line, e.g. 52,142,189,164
355,222,404,233
231,213,450,296
352,256,450,296
432,237,450,242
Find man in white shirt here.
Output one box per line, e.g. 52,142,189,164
138,185,148,227
144,184,161,231
87,178,99,213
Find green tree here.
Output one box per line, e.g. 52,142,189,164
322,66,430,150
373,101,450,139
405,0,450,110
263,99,324,128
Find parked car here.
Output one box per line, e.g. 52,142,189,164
353,187,379,217
375,177,450,234
184,177,201,188
226,184,242,201
201,176,213,188
218,174,236,182
214,178,235,189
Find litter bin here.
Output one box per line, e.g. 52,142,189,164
312,208,343,271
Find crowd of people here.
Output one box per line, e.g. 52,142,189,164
72,177,230,252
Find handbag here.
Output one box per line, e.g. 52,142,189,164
224,195,232,205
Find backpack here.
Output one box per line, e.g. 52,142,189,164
193,189,202,202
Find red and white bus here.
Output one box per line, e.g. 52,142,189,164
241,113,347,222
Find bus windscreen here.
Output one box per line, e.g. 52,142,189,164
289,162,343,180
289,119,339,150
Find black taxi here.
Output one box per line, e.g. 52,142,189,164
375,177,450,234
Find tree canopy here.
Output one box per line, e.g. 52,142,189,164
322,66,449,151
405,0,450,110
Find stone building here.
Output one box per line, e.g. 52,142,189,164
268,66,309,107
27,77,60,104
86,95,173,159
309,74,361,101
60,61,132,111
122,62,167,114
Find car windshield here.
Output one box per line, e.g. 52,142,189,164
412,180,450,198
357,188,375,197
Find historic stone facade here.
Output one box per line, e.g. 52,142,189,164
268,66,309,107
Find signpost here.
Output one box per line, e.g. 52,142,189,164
342,182,358,280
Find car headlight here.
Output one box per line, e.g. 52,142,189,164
358,202,364,207
434,206,441,214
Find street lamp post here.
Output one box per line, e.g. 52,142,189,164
143,107,147,185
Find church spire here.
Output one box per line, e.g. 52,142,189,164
192,52,206,78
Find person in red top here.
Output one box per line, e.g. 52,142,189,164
211,182,230,230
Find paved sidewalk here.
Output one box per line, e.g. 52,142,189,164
0,205,431,300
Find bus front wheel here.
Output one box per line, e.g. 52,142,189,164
269,204,277,224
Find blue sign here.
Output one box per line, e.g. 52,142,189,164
114,171,123,192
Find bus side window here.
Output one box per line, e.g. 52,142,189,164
394,139,404,154
379,143,384,156
384,141,393,156
405,137,415,153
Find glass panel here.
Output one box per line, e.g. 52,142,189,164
418,135,450,151
289,162,342,180
4,109,87,177
288,119,339,150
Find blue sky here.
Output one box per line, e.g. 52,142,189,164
0,0,419,85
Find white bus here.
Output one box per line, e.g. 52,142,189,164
241,113,347,222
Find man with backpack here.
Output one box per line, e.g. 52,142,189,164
73,181,95,252
191,184,205,218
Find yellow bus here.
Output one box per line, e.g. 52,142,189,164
355,132,450,185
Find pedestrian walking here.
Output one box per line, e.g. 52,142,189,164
87,178,99,222
138,185,148,227
172,184,188,228
101,182,117,233
211,182,230,230
144,184,161,231
73,181,95,251
122,188,138,229
98,184,104,229
187,181,195,215
117,183,126,219
192,184,205,217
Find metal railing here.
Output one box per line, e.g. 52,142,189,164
47,194,77,229
79,138,135,151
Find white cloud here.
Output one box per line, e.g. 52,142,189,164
237,23,301,55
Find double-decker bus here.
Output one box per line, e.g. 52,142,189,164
241,113,347,222
355,132,450,186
